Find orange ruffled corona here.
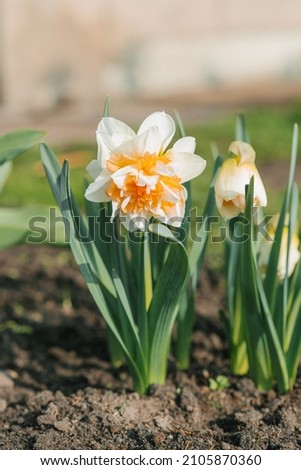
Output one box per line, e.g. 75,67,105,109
85,112,206,231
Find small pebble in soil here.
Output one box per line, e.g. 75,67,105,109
0,371,14,389
0,399,7,412
221,441,231,450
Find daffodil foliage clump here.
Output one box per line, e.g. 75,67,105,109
215,117,301,393
41,100,219,394
41,101,301,395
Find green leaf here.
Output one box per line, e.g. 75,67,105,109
0,161,12,193
188,155,223,275
41,146,149,392
285,286,301,385
148,224,189,384
242,179,290,392
240,178,273,389
235,115,250,143
112,268,147,380
40,143,116,297
59,160,147,393
103,96,110,117
264,124,299,311
0,205,66,249
175,154,222,369
0,129,45,164
173,109,186,139
175,281,195,369
209,375,230,391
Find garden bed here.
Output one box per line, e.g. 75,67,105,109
0,245,301,450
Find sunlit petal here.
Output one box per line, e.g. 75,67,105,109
97,117,135,143
229,141,256,165
86,159,101,179
115,126,163,157
137,111,175,152
169,151,206,183
96,117,136,167
84,175,111,202
172,136,196,153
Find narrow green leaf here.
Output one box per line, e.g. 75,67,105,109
41,143,116,297
103,96,110,117
112,268,147,379
0,161,12,193
60,161,147,393
173,109,186,139
240,178,273,389
242,179,289,391
0,129,45,164
175,282,195,369
188,155,223,274
286,288,301,386
235,115,250,143
148,228,189,384
264,124,299,313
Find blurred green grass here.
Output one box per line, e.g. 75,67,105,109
1,101,300,216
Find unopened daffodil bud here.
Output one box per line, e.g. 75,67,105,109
214,141,267,220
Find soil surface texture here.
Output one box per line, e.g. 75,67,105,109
1,245,301,450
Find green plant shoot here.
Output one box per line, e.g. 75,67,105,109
217,117,301,392
40,99,219,394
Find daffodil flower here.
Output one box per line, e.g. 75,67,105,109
214,141,267,220
258,215,301,280
84,112,206,231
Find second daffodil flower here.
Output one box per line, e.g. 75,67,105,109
214,141,267,220
257,215,301,280
84,112,206,230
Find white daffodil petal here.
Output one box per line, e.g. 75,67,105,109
111,165,137,189
111,201,120,221
165,201,185,227
254,171,267,207
229,141,256,165
161,182,181,204
84,177,111,203
137,173,159,188
219,200,243,220
215,194,223,210
121,195,131,211
137,111,175,152
97,117,136,142
86,159,101,179
214,159,254,200
96,117,136,167
115,126,163,157
154,160,175,177
169,152,206,183
172,136,196,153
119,212,151,232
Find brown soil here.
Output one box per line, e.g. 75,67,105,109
1,245,301,450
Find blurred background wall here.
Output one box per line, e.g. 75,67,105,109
1,0,301,124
